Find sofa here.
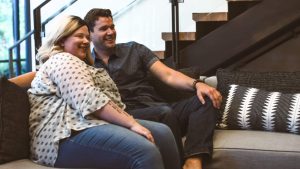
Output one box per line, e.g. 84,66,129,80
201,72,300,169
1,69,300,169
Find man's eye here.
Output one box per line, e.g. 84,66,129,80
99,27,108,31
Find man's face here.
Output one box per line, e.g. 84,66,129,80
90,16,116,50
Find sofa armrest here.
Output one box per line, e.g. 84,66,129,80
200,76,217,88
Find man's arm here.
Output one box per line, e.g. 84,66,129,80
9,71,36,88
149,60,222,108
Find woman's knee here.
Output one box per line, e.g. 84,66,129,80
128,134,164,169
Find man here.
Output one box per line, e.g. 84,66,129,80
84,8,222,169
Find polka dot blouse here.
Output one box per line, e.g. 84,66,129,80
27,52,125,166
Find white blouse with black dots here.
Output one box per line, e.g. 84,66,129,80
28,52,125,166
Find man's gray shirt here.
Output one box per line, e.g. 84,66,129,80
92,41,166,110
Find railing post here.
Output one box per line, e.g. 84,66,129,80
33,7,42,56
169,0,183,68
8,48,15,78
12,0,21,75
25,0,32,72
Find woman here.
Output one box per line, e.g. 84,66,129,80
27,15,180,169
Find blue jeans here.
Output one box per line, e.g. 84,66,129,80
54,120,181,169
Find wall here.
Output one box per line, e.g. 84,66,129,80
30,0,227,69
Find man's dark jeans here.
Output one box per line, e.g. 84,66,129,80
127,95,217,165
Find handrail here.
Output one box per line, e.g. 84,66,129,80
42,0,78,30
113,0,142,20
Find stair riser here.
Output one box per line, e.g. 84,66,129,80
196,21,227,39
228,1,261,19
165,41,194,59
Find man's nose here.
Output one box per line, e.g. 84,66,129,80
107,28,114,34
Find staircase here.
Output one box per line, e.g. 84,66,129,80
159,0,300,76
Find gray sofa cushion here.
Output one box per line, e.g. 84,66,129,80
205,130,300,169
216,69,300,95
0,159,63,169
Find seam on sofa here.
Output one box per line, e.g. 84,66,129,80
214,148,300,154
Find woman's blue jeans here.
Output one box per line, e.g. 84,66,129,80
54,120,181,169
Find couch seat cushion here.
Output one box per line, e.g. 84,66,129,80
205,130,300,169
0,159,63,169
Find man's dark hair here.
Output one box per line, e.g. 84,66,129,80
84,8,113,32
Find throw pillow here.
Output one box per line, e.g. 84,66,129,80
218,84,300,134
0,77,30,164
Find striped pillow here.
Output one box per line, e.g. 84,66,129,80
217,84,300,134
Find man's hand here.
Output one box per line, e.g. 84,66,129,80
195,82,222,109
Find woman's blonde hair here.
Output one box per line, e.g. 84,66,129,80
36,15,94,65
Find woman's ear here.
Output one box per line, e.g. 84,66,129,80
59,38,65,47
60,41,65,47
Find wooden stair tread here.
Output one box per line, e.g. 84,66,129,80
161,32,196,41
153,51,165,59
193,12,228,22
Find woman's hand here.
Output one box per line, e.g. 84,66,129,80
130,122,155,143
94,101,155,143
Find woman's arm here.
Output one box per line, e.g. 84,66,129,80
93,101,154,143
9,71,36,88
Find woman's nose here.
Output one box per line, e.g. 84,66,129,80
83,37,90,43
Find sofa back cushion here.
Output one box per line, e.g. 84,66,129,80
216,69,300,134
217,69,300,95
0,77,30,164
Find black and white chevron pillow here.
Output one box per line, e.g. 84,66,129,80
218,84,300,134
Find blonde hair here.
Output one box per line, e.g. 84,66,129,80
36,15,94,65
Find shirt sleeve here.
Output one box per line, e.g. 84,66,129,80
43,52,111,117
134,42,159,69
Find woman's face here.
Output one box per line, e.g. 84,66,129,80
62,25,90,60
